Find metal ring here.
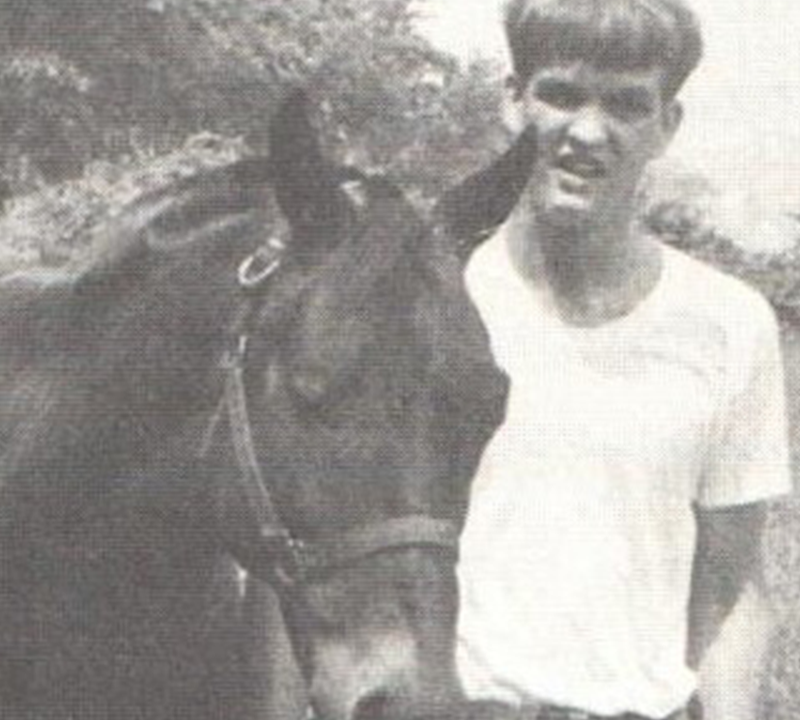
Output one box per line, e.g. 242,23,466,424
237,237,285,290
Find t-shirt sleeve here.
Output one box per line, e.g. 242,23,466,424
697,297,792,507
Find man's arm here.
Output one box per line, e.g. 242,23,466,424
688,501,774,720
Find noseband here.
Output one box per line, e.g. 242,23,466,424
202,200,460,593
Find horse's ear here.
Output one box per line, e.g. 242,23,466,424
269,88,322,173
432,124,538,262
269,87,346,239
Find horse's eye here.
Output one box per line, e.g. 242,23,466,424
340,180,368,212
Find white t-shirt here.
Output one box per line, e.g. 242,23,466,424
456,230,791,718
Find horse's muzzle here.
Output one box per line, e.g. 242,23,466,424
308,628,459,720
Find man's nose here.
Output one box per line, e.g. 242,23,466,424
565,106,610,150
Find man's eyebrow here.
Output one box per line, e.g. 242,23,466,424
606,86,656,104
535,77,584,92
537,76,572,86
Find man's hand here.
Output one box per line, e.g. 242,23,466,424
688,502,774,720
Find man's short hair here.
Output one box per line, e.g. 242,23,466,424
504,0,703,99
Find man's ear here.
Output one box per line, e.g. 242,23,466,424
502,74,526,134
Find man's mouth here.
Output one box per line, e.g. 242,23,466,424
553,154,606,180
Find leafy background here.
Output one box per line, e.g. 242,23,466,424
0,0,799,717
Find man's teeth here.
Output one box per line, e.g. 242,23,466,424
558,158,604,178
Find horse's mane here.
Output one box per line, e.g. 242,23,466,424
0,156,279,368
0,154,300,492
75,157,276,294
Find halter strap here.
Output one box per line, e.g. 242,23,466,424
220,347,459,588
289,515,459,579
205,240,460,591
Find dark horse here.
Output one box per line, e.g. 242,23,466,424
0,92,537,720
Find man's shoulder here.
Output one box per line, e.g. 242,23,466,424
661,244,778,337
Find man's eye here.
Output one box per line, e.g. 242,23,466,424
534,82,585,110
604,92,656,121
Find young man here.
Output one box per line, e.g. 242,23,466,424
454,2,791,720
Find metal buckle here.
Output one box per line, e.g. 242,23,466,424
238,237,285,291
259,527,312,587
284,536,312,579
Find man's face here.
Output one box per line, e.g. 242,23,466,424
509,62,682,229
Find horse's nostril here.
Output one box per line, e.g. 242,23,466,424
353,690,392,720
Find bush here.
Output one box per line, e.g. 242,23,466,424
0,132,246,270
0,0,504,197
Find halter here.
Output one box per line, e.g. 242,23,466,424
203,222,460,593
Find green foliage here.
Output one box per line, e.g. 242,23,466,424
0,52,98,190
0,0,507,267
0,132,246,271
0,0,504,194
643,197,800,310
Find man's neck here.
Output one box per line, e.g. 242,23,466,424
505,209,663,327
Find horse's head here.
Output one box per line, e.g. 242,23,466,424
0,89,511,720
204,91,510,720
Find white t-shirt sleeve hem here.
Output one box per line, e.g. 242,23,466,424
696,474,791,508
